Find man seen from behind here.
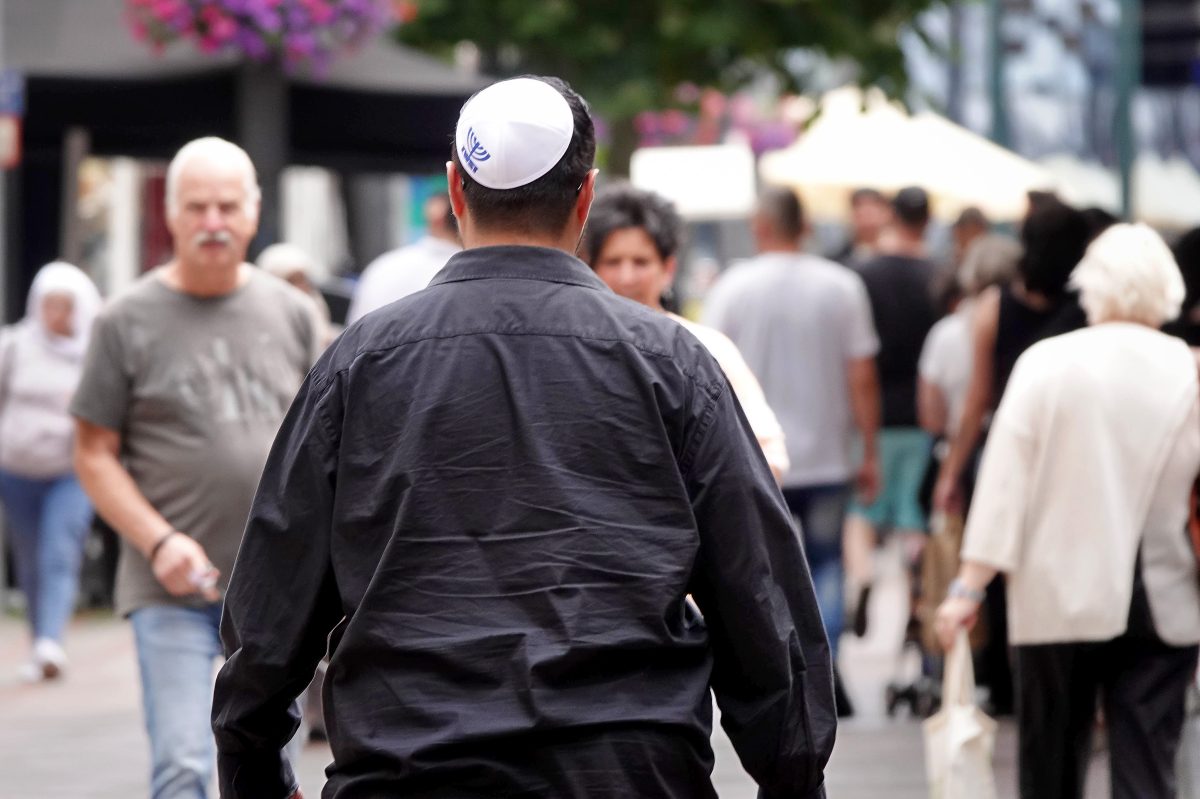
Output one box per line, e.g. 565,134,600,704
213,76,835,799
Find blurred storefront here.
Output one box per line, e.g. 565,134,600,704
1,0,484,320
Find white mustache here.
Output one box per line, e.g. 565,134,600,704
193,231,233,247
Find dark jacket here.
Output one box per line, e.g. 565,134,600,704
212,245,835,799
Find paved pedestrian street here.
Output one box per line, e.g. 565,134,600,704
0,546,1113,798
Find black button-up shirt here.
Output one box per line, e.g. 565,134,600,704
213,246,835,799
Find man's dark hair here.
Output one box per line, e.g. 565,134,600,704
892,186,930,229
757,186,805,241
850,187,886,207
453,76,595,236
1174,227,1200,311
1019,198,1090,299
581,184,684,265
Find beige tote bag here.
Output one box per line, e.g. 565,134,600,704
923,630,997,799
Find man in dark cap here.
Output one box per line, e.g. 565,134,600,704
212,75,835,799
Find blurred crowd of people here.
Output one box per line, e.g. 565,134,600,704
5,76,1200,799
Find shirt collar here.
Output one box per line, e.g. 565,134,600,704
429,245,609,292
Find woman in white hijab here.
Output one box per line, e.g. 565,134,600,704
0,261,101,681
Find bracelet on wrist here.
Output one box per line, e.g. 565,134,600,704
947,578,986,604
148,529,180,564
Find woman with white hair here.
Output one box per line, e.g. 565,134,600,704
936,223,1200,799
0,261,101,681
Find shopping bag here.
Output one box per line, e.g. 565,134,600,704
923,630,997,799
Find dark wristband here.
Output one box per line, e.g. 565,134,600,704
149,530,180,564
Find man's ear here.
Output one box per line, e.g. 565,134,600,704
447,161,468,222
576,168,599,226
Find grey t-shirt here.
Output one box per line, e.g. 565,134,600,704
70,268,320,616
703,252,880,487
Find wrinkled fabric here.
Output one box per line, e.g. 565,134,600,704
213,245,835,799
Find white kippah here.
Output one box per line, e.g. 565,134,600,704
455,78,575,191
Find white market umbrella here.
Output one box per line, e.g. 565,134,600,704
1039,154,1121,213
759,87,1055,222
1134,155,1200,231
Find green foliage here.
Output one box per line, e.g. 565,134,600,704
398,0,942,117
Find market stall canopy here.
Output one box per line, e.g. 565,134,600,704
3,0,486,170
759,87,1056,222
1039,154,1121,214
1134,156,1200,231
1040,153,1200,231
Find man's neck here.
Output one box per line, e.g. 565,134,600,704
757,238,802,255
161,259,249,298
463,229,580,255
881,228,926,259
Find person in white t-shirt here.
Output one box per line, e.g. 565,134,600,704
918,234,1021,439
703,187,881,696
346,195,461,324
582,184,789,481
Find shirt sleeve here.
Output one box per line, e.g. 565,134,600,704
69,310,130,432
212,367,344,799
960,355,1039,572
707,333,790,477
682,379,834,799
843,275,880,359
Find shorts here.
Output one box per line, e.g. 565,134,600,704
850,426,931,533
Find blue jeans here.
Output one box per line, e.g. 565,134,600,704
0,471,93,642
131,603,224,799
782,483,851,659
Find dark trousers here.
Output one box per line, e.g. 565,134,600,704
1014,630,1198,799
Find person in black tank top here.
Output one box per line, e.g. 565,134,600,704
993,284,1088,397
1163,226,1200,346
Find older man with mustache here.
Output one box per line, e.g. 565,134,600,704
71,137,322,799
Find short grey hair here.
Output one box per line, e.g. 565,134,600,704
165,136,261,215
257,242,317,281
1070,223,1185,326
958,234,1021,296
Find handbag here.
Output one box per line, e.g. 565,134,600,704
918,512,987,655
923,630,997,799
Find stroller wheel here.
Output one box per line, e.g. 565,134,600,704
915,690,937,718
885,684,900,717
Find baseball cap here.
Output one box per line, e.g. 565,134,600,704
455,78,575,191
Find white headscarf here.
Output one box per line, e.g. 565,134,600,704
24,261,102,360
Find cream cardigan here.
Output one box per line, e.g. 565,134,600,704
962,322,1200,646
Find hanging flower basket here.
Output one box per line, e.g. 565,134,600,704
124,0,399,74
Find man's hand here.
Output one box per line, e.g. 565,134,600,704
855,454,880,505
151,533,221,601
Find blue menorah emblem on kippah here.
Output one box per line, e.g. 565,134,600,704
461,128,492,173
